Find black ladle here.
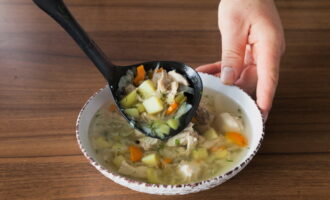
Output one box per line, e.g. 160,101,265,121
33,0,203,140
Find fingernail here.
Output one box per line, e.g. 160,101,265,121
221,66,235,84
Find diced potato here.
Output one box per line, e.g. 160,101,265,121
203,128,218,140
124,108,139,118
143,96,164,114
142,153,160,167
94,137,111,149
147,168,161,183
135,103,146,113
120,89,138,108
192,148,208,161
155,124,170,138
213,149,228,159
138,80,156,98
113,155,125,168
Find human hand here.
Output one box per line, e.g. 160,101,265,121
196,0,285,121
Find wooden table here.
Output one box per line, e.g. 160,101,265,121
0,0,329,199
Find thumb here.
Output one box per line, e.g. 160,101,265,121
219,16,249,85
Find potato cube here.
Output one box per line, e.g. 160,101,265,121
143,96,164,114
138,80,156,99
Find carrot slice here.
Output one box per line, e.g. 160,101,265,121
156,67,163,73
162,157,172,164
166,101,179,115
210,145,226,152
129,145,143,162
225,132,247,147
133,65,146,85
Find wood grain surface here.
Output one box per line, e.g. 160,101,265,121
0,0,329,199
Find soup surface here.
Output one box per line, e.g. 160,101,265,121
89,89,249,184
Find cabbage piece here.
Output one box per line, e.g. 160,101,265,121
174,102,192,119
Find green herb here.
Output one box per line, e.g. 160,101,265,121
226,159,233,162
237,108,242,113
175,139,180,146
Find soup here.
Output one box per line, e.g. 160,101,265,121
89,88,249,185
118,65,193,139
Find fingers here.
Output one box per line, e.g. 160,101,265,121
255,41,281,119
218,6,249,85
235,65,257,96
196,62,221,74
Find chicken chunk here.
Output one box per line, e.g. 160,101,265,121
166,81,179,104
138,137,160,151
152,70,170,93
118,160,148,179
168,70,189,86
215,112,244,133
166,123,198,154
177,161,201,181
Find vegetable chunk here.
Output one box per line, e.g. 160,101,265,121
142,153,160,167
167,118,179,130
192,148,208,160
138,80,156,99
124,108,139,118
133,65,146,85
129,145,143,162
120,89,138,108
143,96,164,114
203,128,218,140
225,132,247,147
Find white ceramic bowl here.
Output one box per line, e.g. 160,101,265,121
76,73,264,195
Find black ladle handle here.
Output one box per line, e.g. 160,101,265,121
33,0,114,80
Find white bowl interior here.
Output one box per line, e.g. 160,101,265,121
76,73,263,195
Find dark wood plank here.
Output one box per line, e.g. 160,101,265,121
0,0,330,32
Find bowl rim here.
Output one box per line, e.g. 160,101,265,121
75,73,265,194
